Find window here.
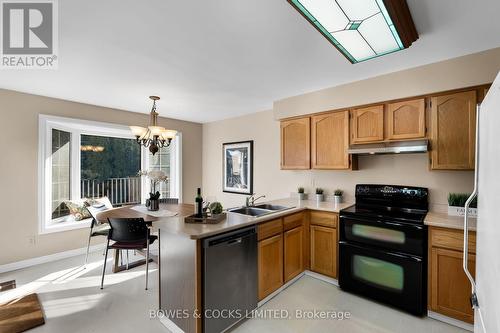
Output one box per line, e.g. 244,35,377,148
51,129,71,219
148,145,171,198
38,115,181,234
80,134,142,206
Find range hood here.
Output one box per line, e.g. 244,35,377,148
348,140,428,155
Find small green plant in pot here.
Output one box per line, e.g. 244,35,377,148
297,187,305,201
447,193,478,217
315,188,324,203
208,202,224,215
334,189,343,205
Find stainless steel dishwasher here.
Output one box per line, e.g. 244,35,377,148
203,226,258,333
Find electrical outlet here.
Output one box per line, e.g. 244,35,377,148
28,236,37,246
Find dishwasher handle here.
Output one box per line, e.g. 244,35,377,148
203,226,256,248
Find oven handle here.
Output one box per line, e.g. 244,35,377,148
339,241,423,262
340,216,425,230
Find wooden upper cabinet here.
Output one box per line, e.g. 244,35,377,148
311,111,350,169
430,90,477,170
351,105,384,144
386,98,426,140
280,117,310,169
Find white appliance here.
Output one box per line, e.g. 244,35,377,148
464,72,500,333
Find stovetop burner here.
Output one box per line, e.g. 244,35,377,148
340,204,427,224
340,184,429,224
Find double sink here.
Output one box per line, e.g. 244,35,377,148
228,204,292,217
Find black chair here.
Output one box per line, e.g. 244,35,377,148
100,218,157,290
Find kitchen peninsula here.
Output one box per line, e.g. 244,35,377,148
153,199,353,333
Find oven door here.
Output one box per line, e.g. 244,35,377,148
339,241,426,316
340,215,426,256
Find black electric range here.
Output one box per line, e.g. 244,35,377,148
339,184,429,316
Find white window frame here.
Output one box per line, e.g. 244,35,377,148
38,114,182,234
140,133,182,204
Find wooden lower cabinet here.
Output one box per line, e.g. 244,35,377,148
310,225,337,278
284,226,304,282
258,234,283,300
429,227,476,323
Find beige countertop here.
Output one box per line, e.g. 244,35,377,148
424,211,477,231
153,197,475,239
152,198,353,240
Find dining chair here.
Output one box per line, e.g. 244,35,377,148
85,197,113,265
100,217,157,290
159,198,179,204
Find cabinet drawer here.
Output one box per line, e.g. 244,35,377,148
310,211,338,228
258,218,283,241
283,212,304,231
430,227,476,253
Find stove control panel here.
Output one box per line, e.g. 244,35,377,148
355,184,428,200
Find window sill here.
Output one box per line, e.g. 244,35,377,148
40,218,92,234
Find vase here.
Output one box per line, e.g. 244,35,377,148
298,193,305,201
316,194,324,203
146,199,160,211
334,195,342,205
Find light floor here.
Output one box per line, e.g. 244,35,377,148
0,251,467,333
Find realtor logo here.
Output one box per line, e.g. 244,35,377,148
1,0,58,69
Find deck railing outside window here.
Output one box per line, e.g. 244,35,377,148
81,176,147,206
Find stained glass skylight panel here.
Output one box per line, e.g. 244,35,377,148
288,0,417,63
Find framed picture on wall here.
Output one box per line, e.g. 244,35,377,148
223,141,253,195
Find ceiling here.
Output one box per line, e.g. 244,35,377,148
1,0,500,123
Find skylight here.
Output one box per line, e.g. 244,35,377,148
288,0,417,63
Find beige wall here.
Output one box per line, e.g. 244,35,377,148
0,89,202,265
274,47,500,119
202,110,473,209
204,49,500,210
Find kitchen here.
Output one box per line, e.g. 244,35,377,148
157,76,489,333
0,1,499,333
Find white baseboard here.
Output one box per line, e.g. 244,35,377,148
258,272,306,307
158,316,184,333
304,270,339,286
427,311,474,331
0,243,105,274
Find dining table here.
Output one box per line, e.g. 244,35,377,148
95,203,194,273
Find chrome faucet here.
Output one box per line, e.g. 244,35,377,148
245,194,266,207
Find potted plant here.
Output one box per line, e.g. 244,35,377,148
334,189,343,204
297,187,305,201
138,170,169,211
448,193,477,217
315,188,324,203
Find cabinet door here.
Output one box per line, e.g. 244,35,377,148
430,247,475,323
280,117,310,169
284,226,304,283
258,234,283,300
351,105,384,144
310,225,337,278
430,91,477,170
311,111,350,169
387,98,426,140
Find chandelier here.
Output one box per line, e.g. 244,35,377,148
130,96,177,155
